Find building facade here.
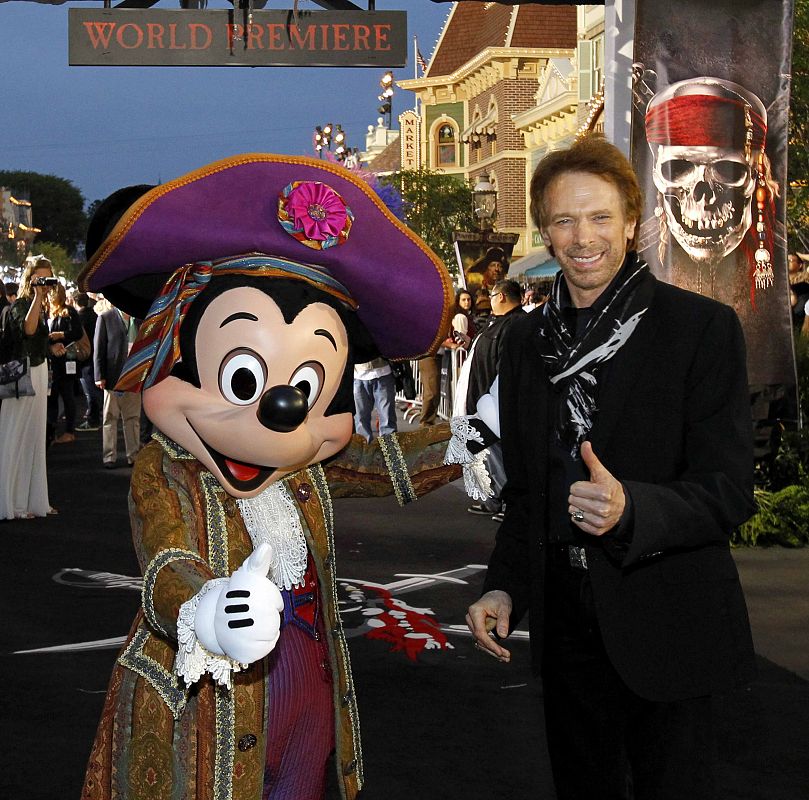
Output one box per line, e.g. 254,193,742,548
399,2,606,266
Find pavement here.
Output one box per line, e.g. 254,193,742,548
1,410,807,799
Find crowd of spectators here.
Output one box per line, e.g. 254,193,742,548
0,256,152,520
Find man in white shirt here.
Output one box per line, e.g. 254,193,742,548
353,357,397,441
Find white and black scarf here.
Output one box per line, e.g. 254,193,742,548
538,255,651,456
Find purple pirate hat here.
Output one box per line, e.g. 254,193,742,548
79,154,453,360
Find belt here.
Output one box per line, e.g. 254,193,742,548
547,543,589,571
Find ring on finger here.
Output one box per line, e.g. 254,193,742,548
571,508,585,522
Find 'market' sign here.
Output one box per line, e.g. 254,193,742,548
68,9,406,67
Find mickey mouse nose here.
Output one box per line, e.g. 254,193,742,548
257,385,308,432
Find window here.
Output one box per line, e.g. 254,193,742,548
593,34,605,94
436,122,458,167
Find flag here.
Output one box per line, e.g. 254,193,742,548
415,37,428,75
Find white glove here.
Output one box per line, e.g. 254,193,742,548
216,543,284,664
192,543,284,664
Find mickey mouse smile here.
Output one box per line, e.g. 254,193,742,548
188,420,277,491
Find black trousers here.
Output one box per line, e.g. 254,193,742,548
541,552,716,800
47,371,78,436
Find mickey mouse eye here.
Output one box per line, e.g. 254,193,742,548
289,361,324,409
219,349,267,405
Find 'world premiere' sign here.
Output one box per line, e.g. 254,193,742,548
69,9,407,67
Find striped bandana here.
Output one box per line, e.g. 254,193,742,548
115,253,356,393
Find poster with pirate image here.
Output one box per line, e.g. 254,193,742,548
631,0,796,389
452,231,518,296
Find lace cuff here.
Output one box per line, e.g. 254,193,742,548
444,416,493,502
175,579,245,689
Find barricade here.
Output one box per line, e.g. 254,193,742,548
396,347,467,424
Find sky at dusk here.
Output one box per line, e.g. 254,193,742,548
0,0,451,206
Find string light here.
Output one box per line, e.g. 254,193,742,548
575,80,605,141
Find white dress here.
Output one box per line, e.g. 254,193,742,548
0,361,50,519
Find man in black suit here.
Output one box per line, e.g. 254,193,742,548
465,135,756,799
465,278,523,520
94,305,141,468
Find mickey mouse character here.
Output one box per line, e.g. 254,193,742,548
78,155,458,800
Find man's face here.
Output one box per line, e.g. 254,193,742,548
541,171,636,307
489,288,505,315
484,261,505,284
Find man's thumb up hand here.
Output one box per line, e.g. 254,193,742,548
580,441,610,483
214,544,285,664
569,441,626,537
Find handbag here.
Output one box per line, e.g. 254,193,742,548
65,329,92,362
0,357,35,399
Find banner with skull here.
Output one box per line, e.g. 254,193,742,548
631,0,796,394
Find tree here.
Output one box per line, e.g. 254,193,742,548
380,169,477,271
788,0,809,242
86,198,103,224
0,171,88,256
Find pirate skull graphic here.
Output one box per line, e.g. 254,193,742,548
645,77,767,266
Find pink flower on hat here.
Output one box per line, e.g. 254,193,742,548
278,180,353,250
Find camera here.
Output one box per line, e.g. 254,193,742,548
32,277,59,287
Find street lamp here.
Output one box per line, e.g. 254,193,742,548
314,123,352,163
314,123,334,159
333,124,346,158
472,174,497,230
378,71,394,128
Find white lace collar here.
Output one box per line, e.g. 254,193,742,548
237,481,308,590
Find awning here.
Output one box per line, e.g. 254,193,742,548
460,105,498,143
508,249,559,279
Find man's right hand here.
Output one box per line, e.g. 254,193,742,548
466,590,513,663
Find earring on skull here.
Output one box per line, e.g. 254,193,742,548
656,193,669,265
753,151,774,290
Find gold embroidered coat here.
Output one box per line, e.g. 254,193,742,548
83,427,459,800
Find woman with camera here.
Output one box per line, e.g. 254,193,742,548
0,255,61,520
45,281,83,445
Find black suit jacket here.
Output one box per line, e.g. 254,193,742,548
482,271,757,702
94,309,131,388
465,306,523,414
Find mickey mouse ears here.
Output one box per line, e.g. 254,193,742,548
79,154,453,360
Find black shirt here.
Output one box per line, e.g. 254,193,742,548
546,306,602,543
544,259,635,544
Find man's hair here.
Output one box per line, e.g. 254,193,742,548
73,292,91,308
4,282,18,296
492,279,522,304
529,133,643,251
